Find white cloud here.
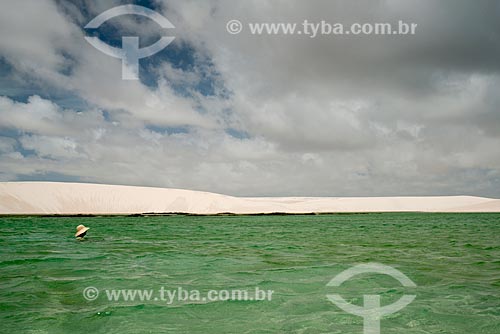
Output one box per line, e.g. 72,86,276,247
0,137,16,153
0,95,104,136
19,135,82,159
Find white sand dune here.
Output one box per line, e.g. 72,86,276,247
0,182,499,215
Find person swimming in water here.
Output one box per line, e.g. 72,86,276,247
75,224,89,239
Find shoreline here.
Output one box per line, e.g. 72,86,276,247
2,211,500,218
1,182,500,215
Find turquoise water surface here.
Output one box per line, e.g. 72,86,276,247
0,213,499,333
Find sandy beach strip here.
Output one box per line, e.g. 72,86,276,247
0,182,499,215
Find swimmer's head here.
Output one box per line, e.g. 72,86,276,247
75,224,89,238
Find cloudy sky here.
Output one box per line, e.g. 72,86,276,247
0,0,499,197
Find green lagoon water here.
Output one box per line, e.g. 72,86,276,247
0,213,499,333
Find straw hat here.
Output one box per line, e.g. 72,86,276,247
75,224,90,237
